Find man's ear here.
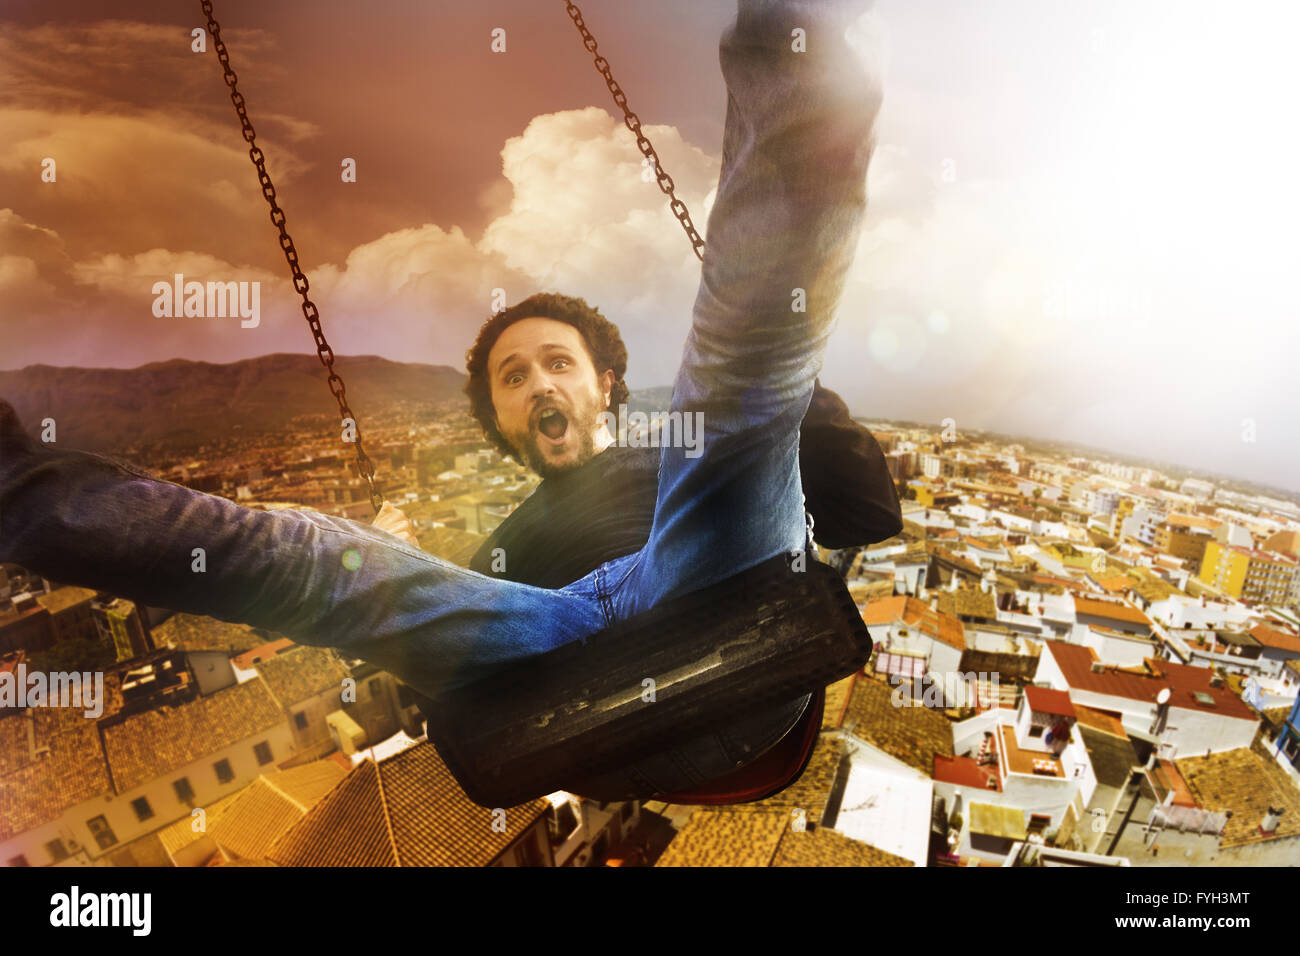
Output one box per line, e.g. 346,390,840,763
600,369,615,409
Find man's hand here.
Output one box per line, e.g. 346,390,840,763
373,501,420,548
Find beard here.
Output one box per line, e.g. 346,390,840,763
505,393,605,479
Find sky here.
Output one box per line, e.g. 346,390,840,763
2,0,1299,492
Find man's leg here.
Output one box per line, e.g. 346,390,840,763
0,399,605,701
615,0,883,615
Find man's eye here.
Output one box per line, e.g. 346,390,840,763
552,359,569,370
506,372,524,386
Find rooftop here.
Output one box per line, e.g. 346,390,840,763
101,678,285,792
933,753,999,790
969,801,1026,840
1024,685,1076,719
34,586,98,615
152,613,266,654
1249,623,1300,655
834,673,955,775
207,761,349,860
861,596,966,651
255,645,352,708
1045,641,1256,721
1176,744,1300,848
935,587,998,621
656,734,913,868
0,721,110,842
1073,596,1152,628
267,742,550,866
999,725,1062,778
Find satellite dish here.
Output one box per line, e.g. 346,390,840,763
1156,688,1171,705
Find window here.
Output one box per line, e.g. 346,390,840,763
174,777,195,804
45,839,69,863
131,796,154,822
1029,725,1044,738
293,712,308,730
87,815,118,851
214,758,234,784
254,741,273,766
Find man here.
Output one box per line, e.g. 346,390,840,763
395,291,902,796
441,292,901,586
0,0,884,796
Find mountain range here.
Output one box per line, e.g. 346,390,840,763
0,354,466,455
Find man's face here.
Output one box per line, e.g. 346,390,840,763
487,317,615,478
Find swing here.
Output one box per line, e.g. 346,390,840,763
200,0,873,808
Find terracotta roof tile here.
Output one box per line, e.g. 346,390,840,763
861,596,966,651
267,742,549,867
208,762,348,860
1176,746,1300,847
1072,704,1127,738
1073,596,1152,627
1024,686,1076,719
157,789,244,856
1045,641,1256,721
255,645,351,708
0,720,111,841
101,678,285,792
1249,624,1300,655
151,613,266,654
655,809,789,866
770,823,913,867
936,588,998,621
836,673,954,774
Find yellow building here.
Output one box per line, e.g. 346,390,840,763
1156,514,1216,573
1198,540,1299,604
1110,498,1135,537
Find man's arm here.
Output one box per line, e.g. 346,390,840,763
799,379,902,548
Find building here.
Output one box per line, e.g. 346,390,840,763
861,596,968,706
266,742,559,866
1034,641,1259,759
1198,541,1299,605
936,685,1097,863
91,596,153,663
33,587,99,652
0,671,292,868
156,761,347,866
1156,514,1215,573
657,677,928,867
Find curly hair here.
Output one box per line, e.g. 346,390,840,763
464,292,630,461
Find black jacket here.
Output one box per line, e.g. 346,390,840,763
414,383,900,793
468,381,902,582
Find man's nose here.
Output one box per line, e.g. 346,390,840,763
531,370,558,397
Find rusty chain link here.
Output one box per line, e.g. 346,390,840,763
198,0,694,518
562,0,706,262
199,0,384,515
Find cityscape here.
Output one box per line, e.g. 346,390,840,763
3,372,1297,869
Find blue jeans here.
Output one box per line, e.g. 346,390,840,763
0,0,881,794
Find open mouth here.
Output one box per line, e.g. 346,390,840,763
537,408,569,442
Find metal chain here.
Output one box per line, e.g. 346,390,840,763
562,0,706,262
199,0,384,515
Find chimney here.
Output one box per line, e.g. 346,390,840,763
1261,807,1285,835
